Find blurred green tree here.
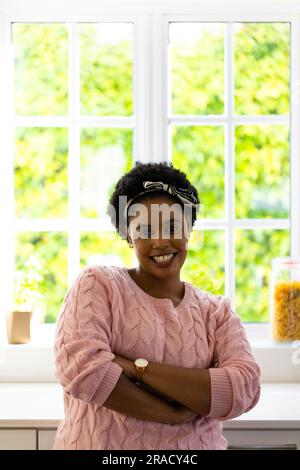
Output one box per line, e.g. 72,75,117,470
13,22,290,322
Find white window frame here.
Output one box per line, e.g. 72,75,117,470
0,1,300,382
162,12,300,331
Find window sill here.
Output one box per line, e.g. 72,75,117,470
0,324,299,382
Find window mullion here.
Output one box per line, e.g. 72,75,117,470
290,15,300,258
68,23,80,285
225,22,236,307
12,116,134,128
151,12,168,163
170,115,289,125
134,13,151,164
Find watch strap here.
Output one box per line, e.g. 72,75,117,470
135,362,148,384
135,366,144,383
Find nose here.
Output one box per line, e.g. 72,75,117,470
150,229,172,250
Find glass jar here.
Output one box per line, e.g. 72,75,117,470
270,257,300,342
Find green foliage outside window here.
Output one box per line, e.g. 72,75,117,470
12,22,290,323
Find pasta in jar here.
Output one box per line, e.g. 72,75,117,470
270,257,300,342
273,281,300,341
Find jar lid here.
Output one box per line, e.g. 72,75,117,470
271,256,300,268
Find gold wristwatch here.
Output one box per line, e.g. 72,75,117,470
134,358,149,384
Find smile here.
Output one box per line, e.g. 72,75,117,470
149,252,178,266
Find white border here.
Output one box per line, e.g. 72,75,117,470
0,11,14,344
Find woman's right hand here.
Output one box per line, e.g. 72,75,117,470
137,382,199,424
170,402,199,425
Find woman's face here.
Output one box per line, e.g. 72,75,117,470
127,194,192,278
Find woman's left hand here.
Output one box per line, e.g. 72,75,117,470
113,354,135,381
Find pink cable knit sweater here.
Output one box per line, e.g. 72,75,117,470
52,265,260,450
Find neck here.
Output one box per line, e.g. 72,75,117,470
133,266,183,297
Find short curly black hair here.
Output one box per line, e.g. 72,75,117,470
107,161,200,245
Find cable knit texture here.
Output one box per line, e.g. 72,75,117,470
52,265,261,450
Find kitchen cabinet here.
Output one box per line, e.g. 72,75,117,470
0,427,299,449
223,429,299,450
0,429,36,450
38,429,57,450
43,428,300,450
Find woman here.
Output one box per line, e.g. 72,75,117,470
52,162,260,450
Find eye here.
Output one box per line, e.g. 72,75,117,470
161,225,180,236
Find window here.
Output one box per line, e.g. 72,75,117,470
0,1,299,338
169,22,290,322
12,22,134,323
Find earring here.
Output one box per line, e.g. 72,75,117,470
128,240,133,248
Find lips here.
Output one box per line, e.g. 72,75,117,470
149,252,177,257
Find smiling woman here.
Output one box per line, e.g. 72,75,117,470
52,162,261,450
128,218,182,305
108,162,199,303
126,194,190,303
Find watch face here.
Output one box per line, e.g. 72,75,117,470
135,358,148,368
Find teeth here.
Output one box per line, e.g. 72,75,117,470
152,253,175,263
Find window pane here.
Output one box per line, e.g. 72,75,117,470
13,24,68,116
15,232,68,323
14,128,68,218
80,23,133,116
80,231,134,269
80,128,133,218
170,23,224,115
182,230,225,295
234,23,290,115
235,229,290,322
235,125,289,219
172,125,224,218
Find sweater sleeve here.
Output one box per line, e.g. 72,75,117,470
53,266,123,407
207,297,261,421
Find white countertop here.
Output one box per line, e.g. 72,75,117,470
0,382,299,429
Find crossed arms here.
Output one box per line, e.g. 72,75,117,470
103,355,211,425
